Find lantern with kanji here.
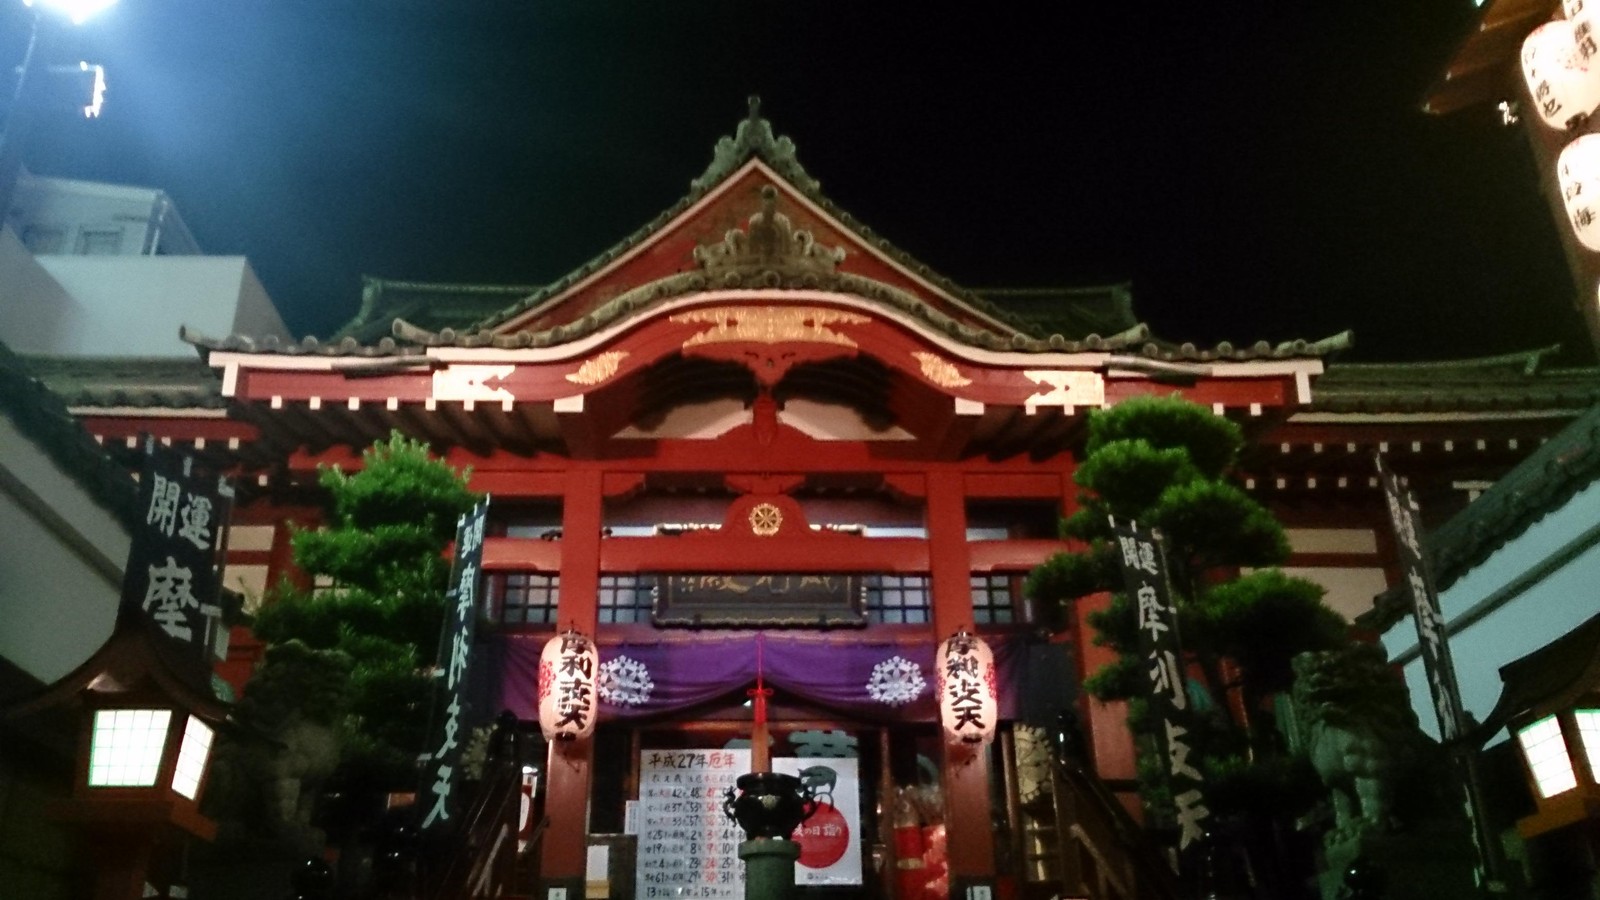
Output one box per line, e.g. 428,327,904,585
936,631,997,746
537,630,598,742
1569,0,1600,64
1560,134,1600,251
1522,20,1600,130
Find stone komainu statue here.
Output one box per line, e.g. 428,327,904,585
1291,644,1422,839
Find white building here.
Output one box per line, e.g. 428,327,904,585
0,170,290,358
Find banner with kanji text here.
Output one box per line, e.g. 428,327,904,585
1109,517,1210,850
120,439,233,661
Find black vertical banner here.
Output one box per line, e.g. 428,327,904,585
1375,456,1465,741
121,439,234,661
1375,457,1505,892
1109,518,1210,850
420,498,490,832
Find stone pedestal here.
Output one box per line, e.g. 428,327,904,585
738,837,802,900
1317,829,1475,900
722,772,817,900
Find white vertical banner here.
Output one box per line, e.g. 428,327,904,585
772,757,862,886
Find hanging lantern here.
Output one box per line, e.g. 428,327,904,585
1560,134,1600,251
537,630,598,742
1522,21,1600,129
1568,0,1599,63
936,631,997,746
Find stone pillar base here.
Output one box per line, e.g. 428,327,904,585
739,838,800,900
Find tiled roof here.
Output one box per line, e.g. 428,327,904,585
22,355,225,410
330,277,542,345
1476,610,1600,736
1310,346,1600,414
1359,399,1600,630
0,343,138,528
974,285,1138,341
468,100,1044,339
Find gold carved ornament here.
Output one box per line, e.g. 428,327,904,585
564,351,629,385
670,306,869,350
912,352,972,388
748,502,784,537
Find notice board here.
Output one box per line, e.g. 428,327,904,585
635,748,749,900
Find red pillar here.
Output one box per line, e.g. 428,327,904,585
540,469,602,895
926,473,996,879
1074,592,1140,818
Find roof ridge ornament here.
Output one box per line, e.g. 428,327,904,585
691,95,821,195
694,185,846,284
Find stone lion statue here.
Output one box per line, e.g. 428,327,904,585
1291,644,1422,840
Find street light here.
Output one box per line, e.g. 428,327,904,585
22,0,119,26
0,0,116,230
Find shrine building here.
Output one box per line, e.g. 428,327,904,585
20,107,1600,899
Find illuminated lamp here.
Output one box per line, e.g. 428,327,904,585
23,0,120,25
1558,135,1600,251
537,629,599,742
4,614,230,899
1489,611,1600,840
1522,21,1600,130
936,631,997,746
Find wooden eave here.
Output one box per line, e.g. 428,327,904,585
1424,0,1555,115
206,293,1321,468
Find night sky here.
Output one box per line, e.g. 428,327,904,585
4,1,1592,363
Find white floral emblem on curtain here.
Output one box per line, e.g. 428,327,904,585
597,655,655,706
865,655,926,706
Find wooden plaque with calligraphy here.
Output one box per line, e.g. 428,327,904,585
652,574,867,628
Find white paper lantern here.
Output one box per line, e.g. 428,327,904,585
1560,134,1600,251
937,632,997,746
537,630,599,742
1522,21,1600,129
1567,0,1599,63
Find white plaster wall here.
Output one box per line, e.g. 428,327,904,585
29,255,288,356
230,261,290,339
1383,480,1600,745
0,415,128,683
7,178,159,256
0,227,82,353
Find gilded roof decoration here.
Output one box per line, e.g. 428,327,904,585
564,351,629,385
672,306,869,349
912,352,972,388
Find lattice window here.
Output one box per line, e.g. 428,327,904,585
599,575,654,624
970,573,1020,625
489,572,560,626
864,575,931,625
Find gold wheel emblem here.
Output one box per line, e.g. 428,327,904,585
748,503,783,537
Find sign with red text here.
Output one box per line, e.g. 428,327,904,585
635,748,749,900
773,757,861,886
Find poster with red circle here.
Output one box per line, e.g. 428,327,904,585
774,758,862,886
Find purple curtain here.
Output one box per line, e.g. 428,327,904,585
494,632,1032,724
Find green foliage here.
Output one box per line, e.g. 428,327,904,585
235,431,479,799
1024,395,1351,825
1074,439,1199,521
1151,479,1289,570
320,432,479,541
1200,571,1349,695
1083,394,1243,478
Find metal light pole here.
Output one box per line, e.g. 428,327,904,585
0,0,117,233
